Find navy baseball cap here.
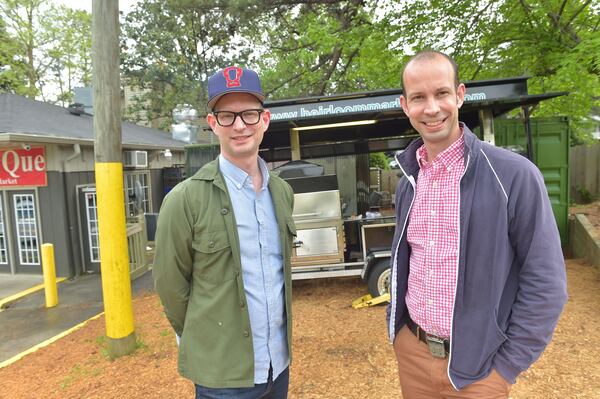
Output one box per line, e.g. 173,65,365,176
207,66,265,110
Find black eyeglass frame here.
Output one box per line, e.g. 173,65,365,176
212,108,265,127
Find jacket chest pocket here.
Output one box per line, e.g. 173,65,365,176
192,230,235,284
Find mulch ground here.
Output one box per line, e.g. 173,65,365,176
0,258,599,398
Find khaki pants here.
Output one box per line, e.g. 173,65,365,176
394,326,511,399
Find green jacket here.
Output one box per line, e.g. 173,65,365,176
153,158,296,388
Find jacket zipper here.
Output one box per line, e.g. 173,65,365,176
389,158,416,342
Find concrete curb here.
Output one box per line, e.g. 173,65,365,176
0,312,104,369
569,214,600,270
0,277,67,311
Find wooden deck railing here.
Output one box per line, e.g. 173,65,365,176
126,217,149,280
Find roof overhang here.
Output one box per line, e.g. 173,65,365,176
0,133,186,151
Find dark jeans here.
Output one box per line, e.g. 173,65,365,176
195,366,289,399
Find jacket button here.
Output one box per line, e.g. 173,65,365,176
243,330,249,337
208,241,215,248
221,208,228,215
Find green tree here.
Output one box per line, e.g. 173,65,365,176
0,0,46,98
369,152,390,170
0,17,28,94
254,0,402,99
41,7,91,105
0,0,92,103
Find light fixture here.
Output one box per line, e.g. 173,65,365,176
291,119,377,132
163,149,172,158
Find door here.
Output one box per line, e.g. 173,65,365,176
7,191,41,274
494,117,570,245
77,185,101,273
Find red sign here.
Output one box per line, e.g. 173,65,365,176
0,146,47,187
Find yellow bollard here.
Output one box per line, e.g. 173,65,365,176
41,243,59,308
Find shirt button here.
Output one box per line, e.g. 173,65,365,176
431,210,436,216
221,208,228,215
218,321,223,326
429,240,435,247
243,330,250,337
208,241,215,248
427,299,433,305
432,181,438,188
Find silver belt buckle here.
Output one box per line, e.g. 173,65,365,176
426,335,447,359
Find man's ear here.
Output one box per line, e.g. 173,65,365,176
456,83,466,109
207,113,217,131
400,95,409,116
262,109,271,131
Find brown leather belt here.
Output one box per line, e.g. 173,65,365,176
406,318,450,358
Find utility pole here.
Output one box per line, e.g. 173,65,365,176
92,0,136,358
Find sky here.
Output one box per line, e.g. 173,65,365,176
54,0,140,14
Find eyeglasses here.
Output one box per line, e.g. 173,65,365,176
213,109,264,127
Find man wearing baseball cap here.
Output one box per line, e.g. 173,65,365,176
154,66,295,398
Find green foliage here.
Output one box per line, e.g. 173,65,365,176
369,152,390,170
257,0,403,99
576,185,596,204
0,17,28,94
41,7,92,105
0,0,91,103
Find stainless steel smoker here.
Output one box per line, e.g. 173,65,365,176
284,175,345,266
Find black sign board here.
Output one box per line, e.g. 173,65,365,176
267,77,529,123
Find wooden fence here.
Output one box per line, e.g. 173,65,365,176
126,216,149,280
570,142,600,203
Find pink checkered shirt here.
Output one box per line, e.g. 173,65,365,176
405,134,465,338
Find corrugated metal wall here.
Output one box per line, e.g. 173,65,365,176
494,117,570,245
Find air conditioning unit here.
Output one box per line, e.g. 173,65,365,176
123,150,148,168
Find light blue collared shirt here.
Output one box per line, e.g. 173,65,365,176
219,154,289,383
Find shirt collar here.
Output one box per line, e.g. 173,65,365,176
219,154,270,191
416,131,465,170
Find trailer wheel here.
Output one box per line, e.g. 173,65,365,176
367,259,391,298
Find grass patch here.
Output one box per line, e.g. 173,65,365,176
58,364,104,390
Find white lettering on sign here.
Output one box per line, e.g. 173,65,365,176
1,150,47,178
270,98,402,121
2,150,20,178
464,92,487,101
34,155,45,171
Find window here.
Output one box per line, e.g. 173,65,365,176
85,192,100,262
124,171,151,216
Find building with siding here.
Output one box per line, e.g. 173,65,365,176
0,93,186,277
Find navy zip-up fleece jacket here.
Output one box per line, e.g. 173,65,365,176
388,124,567,390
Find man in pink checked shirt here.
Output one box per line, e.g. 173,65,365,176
388,50,567,398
